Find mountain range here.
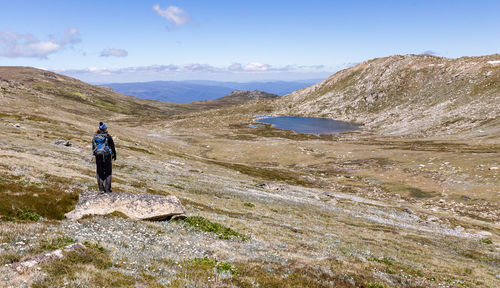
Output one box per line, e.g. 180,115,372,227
102,80,320,103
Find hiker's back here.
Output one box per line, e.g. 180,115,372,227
93,133,112,157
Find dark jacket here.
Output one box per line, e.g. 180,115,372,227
92,132,116,160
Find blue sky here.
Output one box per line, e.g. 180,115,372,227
1,0,499,82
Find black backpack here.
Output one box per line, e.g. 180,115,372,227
93,134,112,157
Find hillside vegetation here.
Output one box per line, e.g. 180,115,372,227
278,54,500,137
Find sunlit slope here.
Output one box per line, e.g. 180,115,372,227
278,54,500,137
0,66,188,119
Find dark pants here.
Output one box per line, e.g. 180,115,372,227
96,155,112,193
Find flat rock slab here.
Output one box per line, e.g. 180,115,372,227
65,192,186,221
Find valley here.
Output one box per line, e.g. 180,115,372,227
0,56,499,288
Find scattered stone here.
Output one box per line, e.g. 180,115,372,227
65,192,186,221
461,195,470,201
403,208,413,214
13,123,21,128
438,199,445,203
321,192,339,204
12,243,85,274
427,216,439,222
256,182,287,191
54,139,72,146
477,230,492,237
489,167,499,170
170,159,185,166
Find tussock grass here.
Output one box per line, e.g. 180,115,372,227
177,216,247,241
38,236,75,251
0,251,21,265
365,283,390,288
0,175,79,220
2,208,41,221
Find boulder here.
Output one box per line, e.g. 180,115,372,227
54,139,72,146
65,192,186,221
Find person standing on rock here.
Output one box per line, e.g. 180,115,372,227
92,122,116,193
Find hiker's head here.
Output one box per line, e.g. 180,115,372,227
98,122,108,132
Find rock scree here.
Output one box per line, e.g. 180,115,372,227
65,192,186,221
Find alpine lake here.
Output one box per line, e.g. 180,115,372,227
252,116,361,135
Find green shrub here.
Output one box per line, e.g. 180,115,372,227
187,257,217,270
178,216,247,240
40,236,75,251
216,261,238,275
17,208,41,221
83,241,107,253
3,208,41,222
481,238,493,245
369,256,394,266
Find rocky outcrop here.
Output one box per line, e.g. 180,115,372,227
12,243,86,274
65,192,186,221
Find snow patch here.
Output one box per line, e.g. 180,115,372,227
487,60,500,64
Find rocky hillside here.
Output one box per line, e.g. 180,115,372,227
191,89,279,108
277,54,500,137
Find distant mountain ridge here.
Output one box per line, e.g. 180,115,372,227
103,80,319,103
0,67,282,118
191,90,279,108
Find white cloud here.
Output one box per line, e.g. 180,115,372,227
56,62,327,76
60,28,81,45
228,63,243,71
153,4,190,27
100,48,128,57
0,28,81,59
227,63,325,72
243,62,270,71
